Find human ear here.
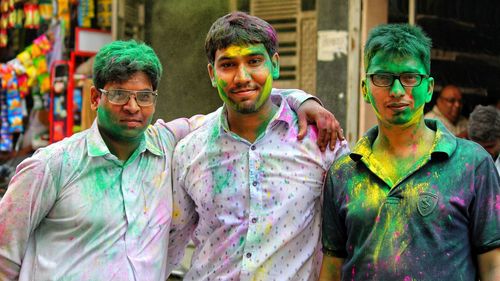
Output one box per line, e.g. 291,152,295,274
425,77,434,103
271,53,280,79
207,63,217,87
361,79,370,103
90,86,101,110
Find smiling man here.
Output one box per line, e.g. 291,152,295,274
319,24,500,281
0,39,344,280
167,12,349,280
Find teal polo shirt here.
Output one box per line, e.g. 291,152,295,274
322,119,500,281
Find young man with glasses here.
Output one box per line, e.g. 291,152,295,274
319,24,500,281
425,84,468,136
0,40,342,280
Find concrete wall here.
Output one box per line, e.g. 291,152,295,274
316,0,349,130
150,1,230,121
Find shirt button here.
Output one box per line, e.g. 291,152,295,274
251,217,258,223
251,145,256,150
246,252,252,258
252,181,257,186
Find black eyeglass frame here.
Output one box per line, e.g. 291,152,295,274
99,88,158,106
367,73,429,88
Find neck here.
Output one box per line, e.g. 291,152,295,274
226,100,278,143
374,116,434,157
98,128,142,161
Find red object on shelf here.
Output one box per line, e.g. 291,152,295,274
49,60,69,143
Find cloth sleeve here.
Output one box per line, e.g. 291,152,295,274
165,145,199,274
470,156,500,254
272,88,321,111
322,167,348,258
158,110,220,143
0,155,58,280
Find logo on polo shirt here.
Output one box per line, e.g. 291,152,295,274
417,192,438,216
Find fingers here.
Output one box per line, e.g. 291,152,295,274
316,117,330,152
297,111,308,140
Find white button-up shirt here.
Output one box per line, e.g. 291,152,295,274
168,89,349,281
0,119,193,281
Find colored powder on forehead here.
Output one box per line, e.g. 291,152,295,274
224,45,255,57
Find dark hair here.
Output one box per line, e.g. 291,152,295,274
92,40,163,90
205,11,278,64
364,23,432,74
468,105,500,142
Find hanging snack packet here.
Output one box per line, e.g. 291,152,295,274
33,34,51,54
24,3,39,29
0,29,6,47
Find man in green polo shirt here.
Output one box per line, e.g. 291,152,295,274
319,23,500,281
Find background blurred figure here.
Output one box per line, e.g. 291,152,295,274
425,84,468,136
468,105,500,174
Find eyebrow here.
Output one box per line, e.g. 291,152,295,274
217,52,266,61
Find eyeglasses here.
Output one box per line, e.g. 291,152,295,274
99,89,158,107
368,73,429,88
439,97,462,104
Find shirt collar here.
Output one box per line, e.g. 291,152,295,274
86,120,163,158
350,119,457,162
216,89,294,138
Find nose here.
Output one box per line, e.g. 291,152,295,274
123,95,140,113
389,78,406,98
234,65,251,85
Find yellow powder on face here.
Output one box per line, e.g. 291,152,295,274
224,45,254,57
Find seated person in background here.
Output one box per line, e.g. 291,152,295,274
424,84,468,137
468,104,500,174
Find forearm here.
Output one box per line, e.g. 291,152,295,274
162,110,219,142
479,248,500,281
319,255,344,281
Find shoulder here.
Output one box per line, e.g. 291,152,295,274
453,138,493,165
15,130,89,180
329,153,356,176
174,116,219,154
32,130,88,162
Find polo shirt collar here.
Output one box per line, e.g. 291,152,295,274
350,119,457,162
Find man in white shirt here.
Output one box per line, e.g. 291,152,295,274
168,12,349,280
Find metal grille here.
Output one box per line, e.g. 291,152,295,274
250,0,317,92
251,0,300,89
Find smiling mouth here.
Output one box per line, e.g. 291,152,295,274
387,103,410,111
230,88,258,95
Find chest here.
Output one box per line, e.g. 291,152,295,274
43,154,172,234
341,164,476,240
184,134,327,221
